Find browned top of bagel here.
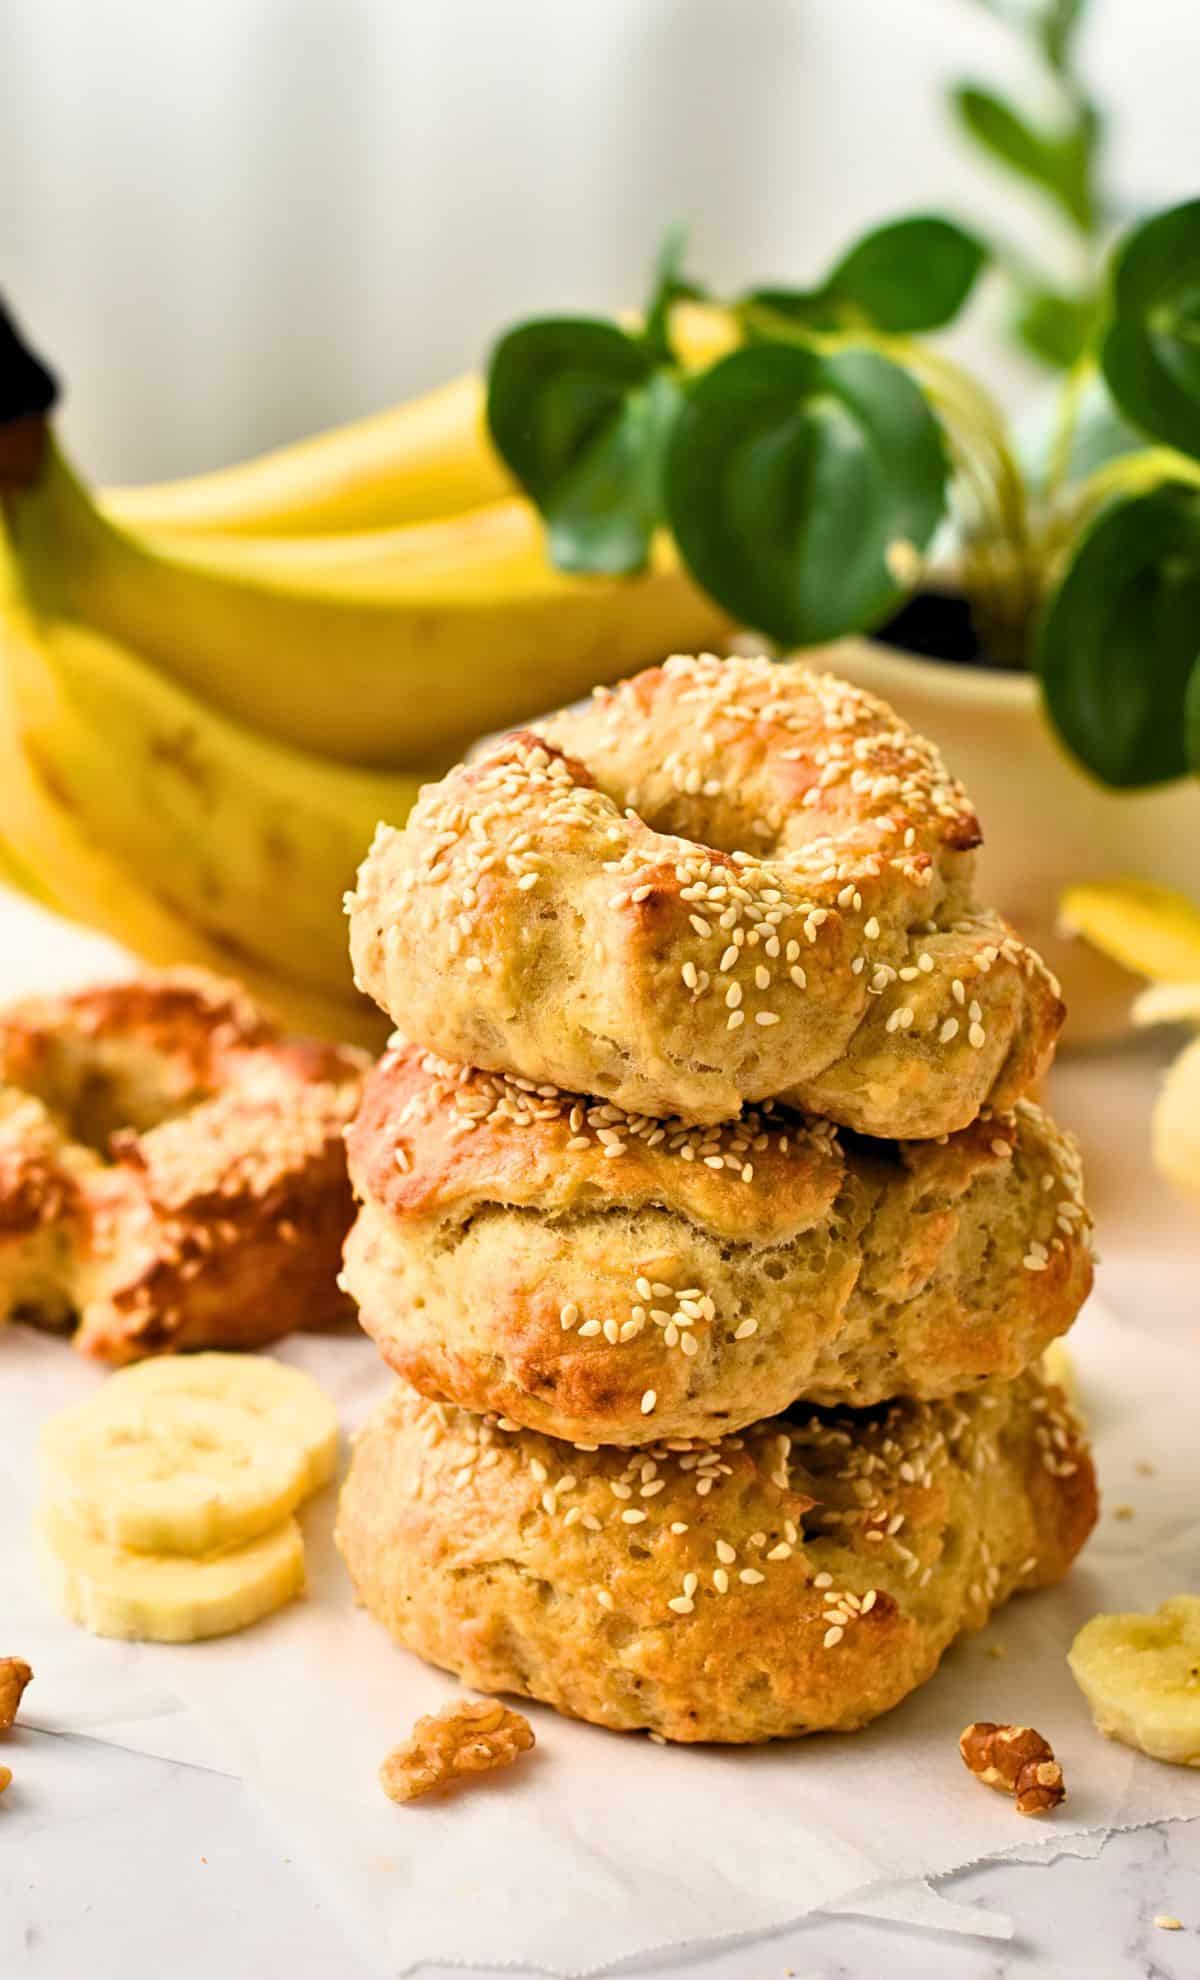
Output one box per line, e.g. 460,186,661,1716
0,967,367,1361
348,655,1062,1135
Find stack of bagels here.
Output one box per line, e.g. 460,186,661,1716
336,654,1097,1745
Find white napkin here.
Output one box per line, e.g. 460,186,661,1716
4,1301,1199,1975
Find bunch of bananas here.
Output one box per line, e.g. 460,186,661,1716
0,305,732,1043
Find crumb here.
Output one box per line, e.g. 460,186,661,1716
0,1766,11,1794
1154,1915,1183,1931
1112,1504,1134,1520
648,1731,667,1745
0,1659,32,1732
380,1698,534,1804
1136,1461,1156,1477
985,1643,1007,1659
959,1722,1065,1815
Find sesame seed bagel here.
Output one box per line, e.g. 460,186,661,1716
0,967,368,1362
341,1043,1093,1443
336,1367,1097,1743
347,654,1063,1137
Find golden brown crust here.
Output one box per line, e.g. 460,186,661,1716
348,656,1063,1136
335,1369,1097,1744
0,968,368,1361
341,1044,1094,1441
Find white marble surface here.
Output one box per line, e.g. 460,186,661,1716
0,924,1197,1976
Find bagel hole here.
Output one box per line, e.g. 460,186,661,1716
10,1037,204,1152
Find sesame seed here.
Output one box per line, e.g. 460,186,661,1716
823,1625,845,1648
621,1508,648,1525
755,1011,781,1027
739,1568,765,1586
641,1390,657,1415
559,1302,579,1330
968,1022,986,1049
667,1595,695,1614
716,1540,737,1563
733,1319,758,1340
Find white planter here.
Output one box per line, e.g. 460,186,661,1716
821,637,1200,1045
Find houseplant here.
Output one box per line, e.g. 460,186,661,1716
483,202,1200,1038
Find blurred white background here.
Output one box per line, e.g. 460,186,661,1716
3,0,1198,482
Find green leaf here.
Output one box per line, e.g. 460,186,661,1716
664,342,949,647
825,216,987,333
1036,0,1088,73
1011,282,1095,369
1101,200,1200,461
544,369,683,574
1036,485,1200,786
1185,653,1200,774
744,216,986,338
641,224,704,364
952,84,1094,230
741,287,842,336
486,318,666,572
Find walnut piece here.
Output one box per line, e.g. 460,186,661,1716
0,1659,32,1732
959,1721,1065,1816
380,1698,535,1804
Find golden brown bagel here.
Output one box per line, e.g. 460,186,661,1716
348,655,1063,1137
0,968,367,1361
342,1043,1092,1443
336,1368,1097,1743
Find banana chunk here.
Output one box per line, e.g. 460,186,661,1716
101,1354,339,1495
1059,882,1200,985
1069,1595,1200,1766
38,1503,304,1642
41,1392,309,1556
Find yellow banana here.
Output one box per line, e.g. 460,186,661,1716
103,373,513,536
99,302,739,538
8,436,731,767
0,576,411,1034
0,625,383,1042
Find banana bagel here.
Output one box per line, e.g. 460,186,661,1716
0,967,367,1362
341,1041,1093,1444
348,653,1064,1137
336,1367,1097,1743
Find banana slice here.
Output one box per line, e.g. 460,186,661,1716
38,1502,304,1642
1059,882,1200,985
1069,1595,1200,1766
101,1354,339,1495
41,1392,309,1556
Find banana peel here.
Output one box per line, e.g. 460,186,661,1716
1059,881,1200,984
8,437,730,767
0,596,389,1046
99,301,740,538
